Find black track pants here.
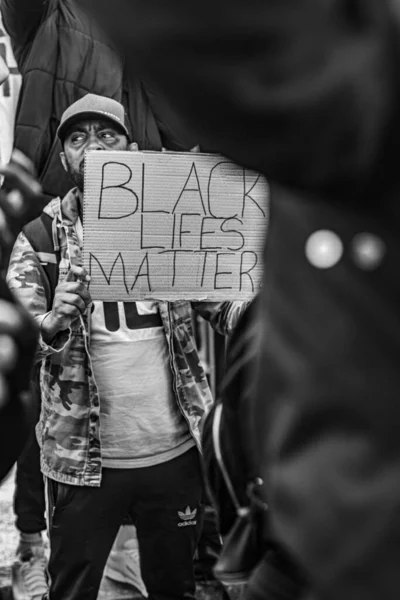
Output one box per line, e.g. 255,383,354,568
45,448,204,600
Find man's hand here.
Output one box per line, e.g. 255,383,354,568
41,265,92,343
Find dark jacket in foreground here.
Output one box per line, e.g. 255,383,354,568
0,0,195,199
0,276,37,483
80,1,400,599
202,298,261,537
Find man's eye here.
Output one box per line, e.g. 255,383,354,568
71,135,84,143
102,132,115,140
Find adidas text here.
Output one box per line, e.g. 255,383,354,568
178,520,197,527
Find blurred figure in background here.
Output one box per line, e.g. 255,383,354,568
0,13,20,166
0,0,194,200
80,1,400,599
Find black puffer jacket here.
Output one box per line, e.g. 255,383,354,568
0,0,195,198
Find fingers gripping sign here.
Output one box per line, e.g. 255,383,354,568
41,265,92,344
66,264,91,284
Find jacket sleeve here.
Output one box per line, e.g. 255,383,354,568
191,301,248,336
6,232,72,363
82,0,396,198
0,0,54,67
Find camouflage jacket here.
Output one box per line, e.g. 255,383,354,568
7,189,246,486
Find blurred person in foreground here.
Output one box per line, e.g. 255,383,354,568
0,149,47,600
203,297,309,600
0,83,43,484
0,1,197,597
7,93,246,600
0,53,42,481
80,1,400,599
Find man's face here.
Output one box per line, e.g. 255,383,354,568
60,119,129,191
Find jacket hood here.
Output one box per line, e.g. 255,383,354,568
43,188,81,225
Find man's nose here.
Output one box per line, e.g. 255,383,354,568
85,135,104,152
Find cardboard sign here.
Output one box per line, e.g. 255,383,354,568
83,151,269,301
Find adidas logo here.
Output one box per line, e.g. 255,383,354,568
178,506,197,527
178,506,197,521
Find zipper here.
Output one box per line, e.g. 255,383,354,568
64,218,101,480
167,303,202,453
80,310,102,482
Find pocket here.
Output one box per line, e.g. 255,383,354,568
53,481,76,512
47,479,76,532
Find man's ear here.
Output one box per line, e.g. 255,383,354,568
128,142,139,152
60,152,68,172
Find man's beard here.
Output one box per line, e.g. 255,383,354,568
66,162,84,192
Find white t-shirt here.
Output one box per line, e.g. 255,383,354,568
90,300,194,468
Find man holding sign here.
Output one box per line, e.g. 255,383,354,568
7,94,246,600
